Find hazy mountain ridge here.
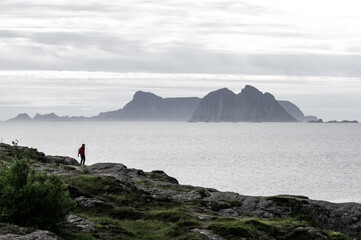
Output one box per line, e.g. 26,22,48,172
96,91,201,121
7,86,323,122
8,112,87,122
190,85,297,122
278,101,318,122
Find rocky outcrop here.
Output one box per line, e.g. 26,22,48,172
278,100,318,122
190,85,297,122
191,229,224,240
44,156,80,166
65,215,96,233
85,163,361,239
74,196,105,208
1,143,361,239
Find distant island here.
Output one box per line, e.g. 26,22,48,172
8,85,357,123
7,85,329,123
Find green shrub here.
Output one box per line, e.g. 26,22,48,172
0,159,75,230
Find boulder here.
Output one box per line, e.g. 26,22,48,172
0,230,62,240
146,170,179,184
65,215,96,233
191,228,225,240
88,163,127,176
75,196,105,208
44,156,80,166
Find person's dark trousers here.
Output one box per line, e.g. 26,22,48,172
80,154,85,165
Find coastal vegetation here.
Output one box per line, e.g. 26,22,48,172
0,159,75,230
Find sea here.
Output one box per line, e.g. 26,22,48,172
1,121,360,203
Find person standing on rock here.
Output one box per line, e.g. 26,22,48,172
78,144,86,165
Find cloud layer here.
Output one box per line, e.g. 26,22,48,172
1,0,361,75
1,0,361,120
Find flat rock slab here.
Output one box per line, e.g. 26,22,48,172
75,196,104,208
0,230,62,240
198,214,216,221
66,215,96,233
45,156,80,166
192,228,224,240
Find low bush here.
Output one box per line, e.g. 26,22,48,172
0,159,75,230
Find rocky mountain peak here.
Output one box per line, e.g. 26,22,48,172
7,113,32,121
191,85,296,122
132,91,162,101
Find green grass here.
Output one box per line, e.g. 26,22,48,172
63,174,201,240
327,230,352,240
57,230,99,240
209,217,314,239
72,208,200,240
62,175,125,195
265,196,315,223
0,223,34,235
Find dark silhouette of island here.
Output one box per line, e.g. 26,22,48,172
278,101,318,122
8,113,32,121
327,120,359,123
7,86,330,123
96,91,201,121
190,85,297,122
8,113,87,122
33,113,65,121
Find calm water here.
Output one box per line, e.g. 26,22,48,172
1,121,361,203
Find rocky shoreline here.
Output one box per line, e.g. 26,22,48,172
0,143,360,239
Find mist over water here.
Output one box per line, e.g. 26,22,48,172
1,121,360,203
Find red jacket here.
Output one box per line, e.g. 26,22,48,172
78,146,85,156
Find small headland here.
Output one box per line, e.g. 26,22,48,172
0,143,360,239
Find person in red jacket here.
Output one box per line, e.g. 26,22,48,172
78,144,86,165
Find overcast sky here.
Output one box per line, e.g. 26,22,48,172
1,0,361,121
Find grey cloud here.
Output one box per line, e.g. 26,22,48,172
0,100,30,106
0,1,111,12
205,0,271,15
1,37,361,77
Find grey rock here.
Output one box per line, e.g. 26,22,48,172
44,156,80,166
66,215,96,233
210,201,220,212
301,200,361,239
198,215,216,221
74,196,104,208
191,228,225,240
88,163,128,175
145,188,207,201
87,163,138,191
0,230,62,240
286,227,329,239
146,170,179,184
